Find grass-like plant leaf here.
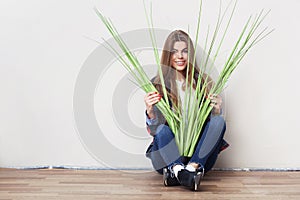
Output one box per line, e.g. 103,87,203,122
94,0,273,156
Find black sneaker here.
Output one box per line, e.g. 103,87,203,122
177,167,204,191
163,168,180,186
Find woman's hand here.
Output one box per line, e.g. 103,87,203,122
209,94,222,115
144,91,162,119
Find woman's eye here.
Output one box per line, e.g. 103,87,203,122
183,49,188,53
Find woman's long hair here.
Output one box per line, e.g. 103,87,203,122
153,30,212,109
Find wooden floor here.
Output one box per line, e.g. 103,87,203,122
1,168,300,200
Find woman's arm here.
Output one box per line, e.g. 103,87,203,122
144,92,164,136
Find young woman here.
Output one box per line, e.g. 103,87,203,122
144,30,229,191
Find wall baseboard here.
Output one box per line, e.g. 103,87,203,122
212,168,300,171
2,166,300,171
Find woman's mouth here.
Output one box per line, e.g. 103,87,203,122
176,61,186,66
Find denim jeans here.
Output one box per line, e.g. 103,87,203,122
148,116,226,174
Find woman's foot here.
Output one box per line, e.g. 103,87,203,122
162,168,180,186
187,162,199,170
177,166,204,191
193,167,204,191
163,164,184,186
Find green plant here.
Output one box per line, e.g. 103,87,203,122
94,0,273,156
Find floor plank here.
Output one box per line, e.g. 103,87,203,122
1,168,300,199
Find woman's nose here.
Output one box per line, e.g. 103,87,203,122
176,51,183,58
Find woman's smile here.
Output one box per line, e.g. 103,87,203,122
174,60,186,66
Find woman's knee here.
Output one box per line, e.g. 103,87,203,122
154,124,174,141
211,116,226,129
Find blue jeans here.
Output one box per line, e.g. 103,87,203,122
148,116,226,174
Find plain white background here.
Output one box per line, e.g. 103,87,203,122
1,0,299,169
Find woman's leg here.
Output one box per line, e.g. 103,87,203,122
189,116,226,171
149,124,182,173
204,137,225,172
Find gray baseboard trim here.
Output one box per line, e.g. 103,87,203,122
212,168,300,171
2,166,300,171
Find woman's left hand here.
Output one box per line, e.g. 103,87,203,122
209,94,222,115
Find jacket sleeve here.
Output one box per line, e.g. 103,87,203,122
145,105,166,136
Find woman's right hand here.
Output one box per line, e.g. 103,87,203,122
144,91,162,119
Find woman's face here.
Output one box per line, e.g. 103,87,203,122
171,41,188,71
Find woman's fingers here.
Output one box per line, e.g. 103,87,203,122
146,92,161,99
208,93,218,99
210,102,217,107
209,94,222,108
147,93,161,102
148,98,160,105
147,91,158,97
144,92,162,106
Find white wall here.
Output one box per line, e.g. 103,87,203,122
0,0,299,169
